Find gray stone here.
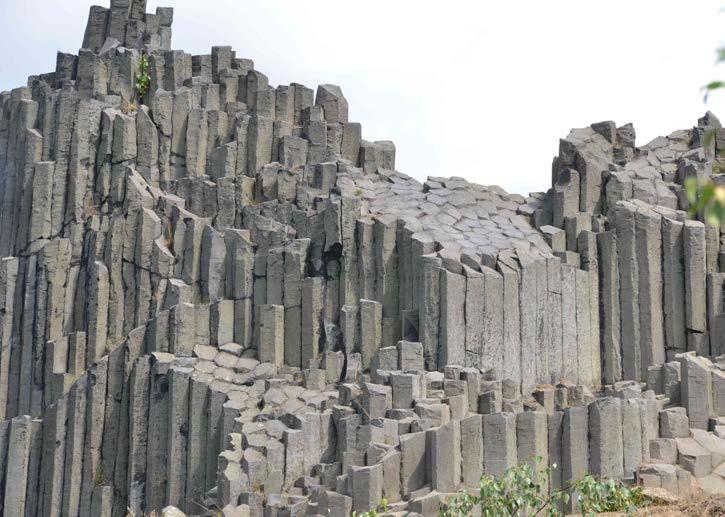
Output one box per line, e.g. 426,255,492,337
660,407,690,439
663,218,687,353
562,406,588,488
258,304,284,366
588,397,623,478
460,415,484,487
483,412,517,477
684,221,707,333
678,353,713,430
516,412,548,490
399,431,427,496
360,299,382,370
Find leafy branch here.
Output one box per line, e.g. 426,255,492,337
702,44,725,102
439,458,649,517
692,38,725,225
685,177,725,226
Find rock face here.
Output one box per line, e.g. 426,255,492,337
1,1,725,515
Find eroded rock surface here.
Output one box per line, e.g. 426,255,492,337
1,0,725,515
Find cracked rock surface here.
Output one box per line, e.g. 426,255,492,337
1,0,725,515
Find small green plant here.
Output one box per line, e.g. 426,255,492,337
352,497,388,517
577,475,649,516
135,53,151,102
440,459,650,517
441,458,568,517
354,188,364,197
94,465,106,486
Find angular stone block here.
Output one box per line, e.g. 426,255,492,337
588,397,623,478
483,412,517,477
258,304,284,366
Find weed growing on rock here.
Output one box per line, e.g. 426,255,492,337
135,53,151,102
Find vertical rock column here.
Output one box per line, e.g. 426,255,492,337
560,263,578,383
635,208,665,376
396,223,415,316
546,258,564,384
111,327,146,516
399,431,427,497
200,225,226,303
621,399,643,479
258,305,285,366
0,94,39,257
39,397,68,517
498,256,521,388
374,215,400,347
350,463,383,513
419,254,441,371
87,260,110,366
561,406,588,512
79,359,108,516
127,356,151,515
0,257,18,421
167,365,192,509
439,267,465,368
519,255,538,391
460,414,483,487
707,273,725,355
105,215,126,348
662,218,687,358
482,266,504,378
684,221,708,353
339,196,362,309
225,229,255,351
516,412,549,492
283,239,310,368
360,300,382,370
463,266,484,369
615,202,640,381
302,276,324,367
575,269,593,386
3,415,40,516
357,218,376,303
579,231,601,387
678,353,713,430
588,397,623,479
100,345,124,495
61,375,88,517
19,254,39,417
547,411,564,510
598,231,621,383
427,420,461,493
145,354,173,512
186,370,211,513
483,413,517,477
534,258,551,385
205,383,228,493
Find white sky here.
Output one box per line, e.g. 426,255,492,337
2,0,725,195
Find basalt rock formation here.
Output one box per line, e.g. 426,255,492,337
1,1,725,515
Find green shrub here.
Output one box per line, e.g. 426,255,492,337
135,53,151,102
685,176,725,226
440,458,567,517
440,458,650,517
576,475,649,516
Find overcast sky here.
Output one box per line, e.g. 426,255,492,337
2,0,725,195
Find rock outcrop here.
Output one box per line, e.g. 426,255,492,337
1,0,725,515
